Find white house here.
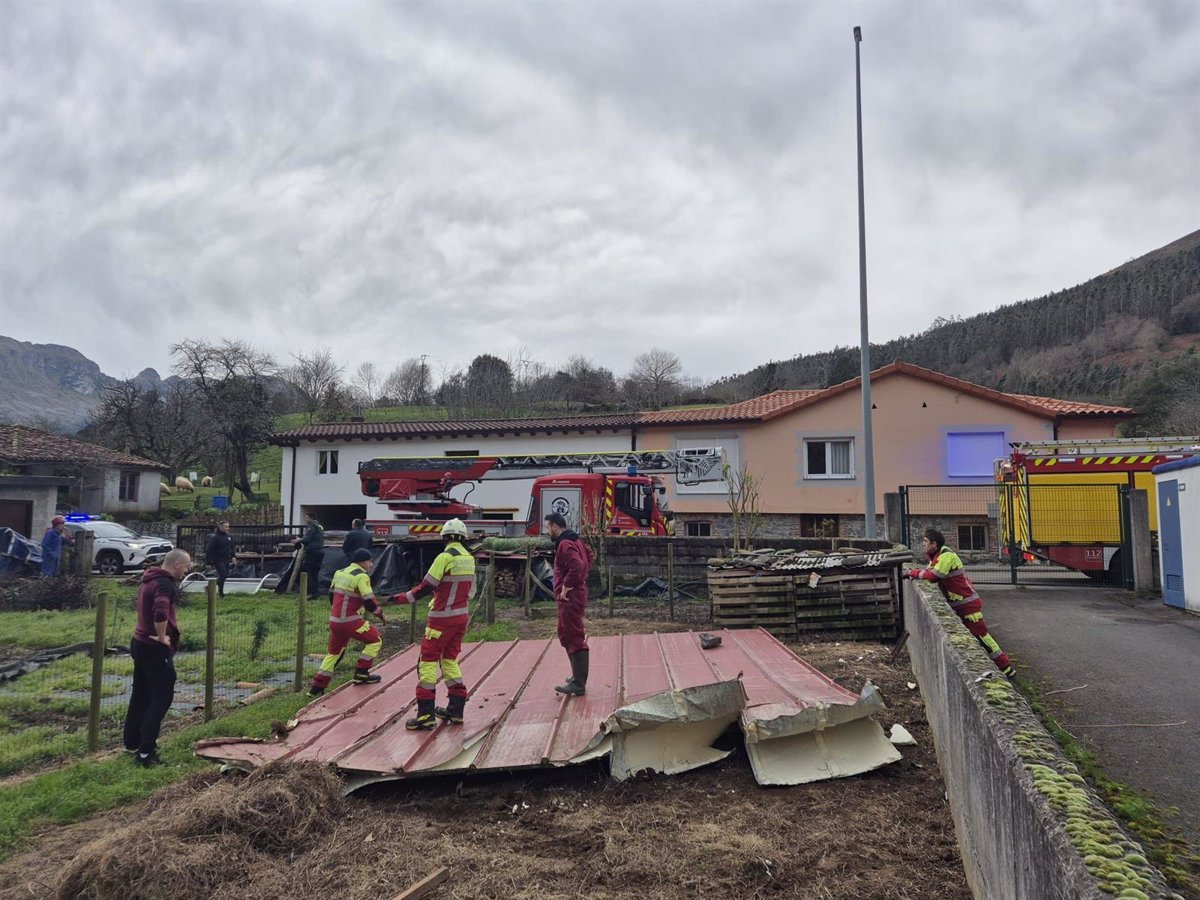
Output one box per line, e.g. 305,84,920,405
0,425,166,519
273,415,639,529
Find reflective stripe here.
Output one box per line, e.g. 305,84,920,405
329,614,365,623
428,607,468,618
948,594,981,607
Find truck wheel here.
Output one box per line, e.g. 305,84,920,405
1106,549,1125,585
96,551,124,577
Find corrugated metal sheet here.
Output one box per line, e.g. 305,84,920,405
195,628,900,788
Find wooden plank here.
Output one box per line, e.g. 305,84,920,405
392,867,450,900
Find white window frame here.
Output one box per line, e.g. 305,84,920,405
685,521,712,537
803,438,855,480
317,450,339,476
958,523,988,551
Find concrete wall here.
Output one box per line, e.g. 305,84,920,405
905,583,1174,899
0,483,58,534
81,468,161,515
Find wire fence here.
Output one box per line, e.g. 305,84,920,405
0,575,424,777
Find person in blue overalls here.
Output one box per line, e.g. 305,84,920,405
40,515,74,576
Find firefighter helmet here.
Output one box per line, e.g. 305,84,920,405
440,518,468,539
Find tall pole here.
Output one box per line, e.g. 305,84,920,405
854,25,877,540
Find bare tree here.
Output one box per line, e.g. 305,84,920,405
281,348,345,423
628,348,683,409
725,463,763,552
171,339,278,499
86,380,213,480
381,358,430,406
351,361,381,408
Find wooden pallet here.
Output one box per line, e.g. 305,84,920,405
708,565,902,641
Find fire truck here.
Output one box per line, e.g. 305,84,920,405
357,448,725,596
995,436,1200,577
359,447,724,538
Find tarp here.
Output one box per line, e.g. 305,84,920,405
195,628,901,790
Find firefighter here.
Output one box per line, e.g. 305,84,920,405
545,512,595,696
392,518,475,729
308,548,387,696
906,528,1015,677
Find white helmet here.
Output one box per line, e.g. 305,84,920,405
440,518,468,539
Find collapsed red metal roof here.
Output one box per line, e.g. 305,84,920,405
196,628,900,789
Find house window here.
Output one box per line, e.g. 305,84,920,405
800,514,840,538
958,524,988,551
685,521,712,537
804,439,854,479
119,471,139,502
444,450,479,457
946,431,1005,478
318,450,339,475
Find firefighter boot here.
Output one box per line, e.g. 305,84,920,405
435,694,466,725
353,669,382,685
406,699,437,731
555,650,589,696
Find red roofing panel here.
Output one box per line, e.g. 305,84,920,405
194,629,896,787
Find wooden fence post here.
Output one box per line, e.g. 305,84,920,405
204,579,217,721
485,552,496,625
87,591,109,752
294,573,307,692
667,537,676,622
523,549,532,618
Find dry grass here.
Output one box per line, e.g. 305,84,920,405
1,609,969,900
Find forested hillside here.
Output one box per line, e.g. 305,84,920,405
713,229,1200,431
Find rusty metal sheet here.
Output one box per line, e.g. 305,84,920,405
194,628,900,788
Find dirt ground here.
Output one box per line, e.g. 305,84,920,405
0,608,970,900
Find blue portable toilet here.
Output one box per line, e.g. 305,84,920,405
1151,456,1200,612
211,495,230,511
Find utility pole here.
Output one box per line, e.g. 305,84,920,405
854,25,877,539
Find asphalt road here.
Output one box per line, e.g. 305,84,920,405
981,586,1200,841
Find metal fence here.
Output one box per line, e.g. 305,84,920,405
175,524,306,570
0,575,424,777
900,483,1133,587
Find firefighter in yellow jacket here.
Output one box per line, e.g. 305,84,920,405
308,549,387,696
393,519,476,729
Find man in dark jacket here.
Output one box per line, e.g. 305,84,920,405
123,548,191,767
205,520,236,597
341,518,372,559
40,515,73,577
545,513,595,696
294,511,325,593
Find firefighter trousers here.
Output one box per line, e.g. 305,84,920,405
311,619,381,691
953,603,1014,674
416,621,468,702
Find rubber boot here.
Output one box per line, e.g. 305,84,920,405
353,669,382,685
435,694,467,725
406,698,437,730
555,650,589,696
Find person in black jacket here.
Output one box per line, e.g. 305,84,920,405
342,518,372,559
294,511,325,593
205,520,236,598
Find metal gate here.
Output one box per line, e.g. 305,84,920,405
900,483,1133,588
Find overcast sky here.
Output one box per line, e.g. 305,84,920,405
1,0,1197,386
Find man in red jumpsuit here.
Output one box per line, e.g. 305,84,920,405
545,512,595,696
907,528,1015,677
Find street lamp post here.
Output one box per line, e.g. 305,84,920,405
854,25,877,539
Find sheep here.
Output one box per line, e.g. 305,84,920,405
174,476,195,493
160,482,173,495
200,476,214,487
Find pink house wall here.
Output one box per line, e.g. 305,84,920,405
638,372,1120,516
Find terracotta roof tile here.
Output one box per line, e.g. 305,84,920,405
0,425,167,469
1008,394,1134,415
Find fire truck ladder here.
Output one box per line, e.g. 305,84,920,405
358,448,727,485
1011,436,1200,460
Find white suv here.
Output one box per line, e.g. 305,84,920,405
64,519,174,576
